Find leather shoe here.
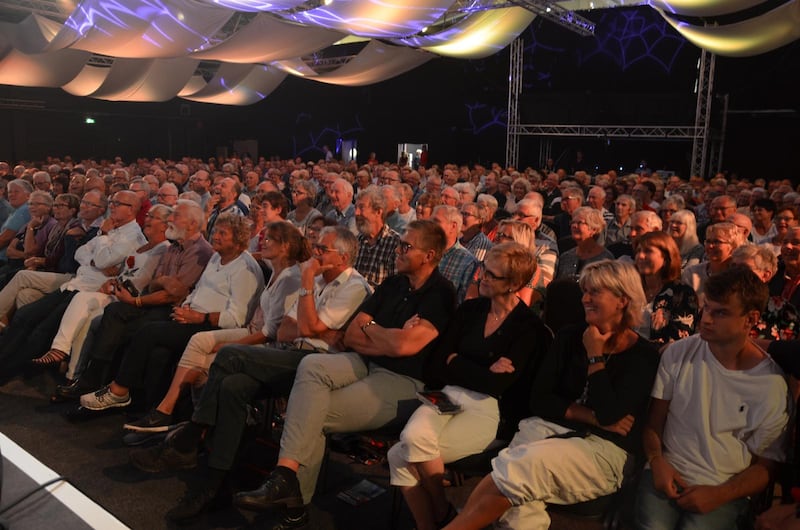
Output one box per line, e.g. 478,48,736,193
234,467,303,511
129,438,197,473
54,379,93,401
165,484,226,522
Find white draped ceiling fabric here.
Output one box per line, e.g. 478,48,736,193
0,0,798,105
650,0,800,57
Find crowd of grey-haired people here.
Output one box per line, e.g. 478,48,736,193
0,154,797,530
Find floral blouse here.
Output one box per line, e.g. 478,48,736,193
646,281,699,343
751,296,799,341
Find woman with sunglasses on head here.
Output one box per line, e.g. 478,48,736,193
388,242,548,530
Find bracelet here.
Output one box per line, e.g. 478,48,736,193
361,320,376,335
587,356,606,365
136,296,142,308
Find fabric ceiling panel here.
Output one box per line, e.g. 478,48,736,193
0,48,90,87
275,40,432,86
3,14,65,54
182,63,287,104
657,0,800,56
179,62,260,98
52,0,233,58
648,0,770,17
88,57,199,101
284,0,457,38
190,13,345,63
396,7,535,59
62,63,114,96
194,0,308,11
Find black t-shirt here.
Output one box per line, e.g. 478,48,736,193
357,269,456,380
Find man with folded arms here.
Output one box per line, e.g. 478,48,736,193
235,220,455,529
129,225,372,521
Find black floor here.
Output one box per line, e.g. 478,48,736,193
0,371,605,530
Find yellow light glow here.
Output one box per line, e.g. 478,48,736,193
421,7,535,59
657,0,800,57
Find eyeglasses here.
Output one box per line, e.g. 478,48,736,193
396,241,416,254
80,200,103,208
776,216,796,222
513,212,534,220
53,203,71,208
145,212,161,219
705,238,731,246
157,192,177,198
461,211,476,218
312,243,338,254
291,189,306,195
495,233,514,242
110,200,135,208
479,262,507,281
27,201,50,207
570,219,589,227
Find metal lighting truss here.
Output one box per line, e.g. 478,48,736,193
505,41,720,177
690,47,715,178
505,37,524,168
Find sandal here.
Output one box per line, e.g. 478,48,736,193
32,348,69,367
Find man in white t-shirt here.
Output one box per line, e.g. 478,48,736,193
635,265,791,530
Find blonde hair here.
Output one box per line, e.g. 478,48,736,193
579,260,646,329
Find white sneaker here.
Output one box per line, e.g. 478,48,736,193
80,384,131,410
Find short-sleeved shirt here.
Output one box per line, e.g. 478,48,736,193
184,251,264,329
285,267,372,352
438,242,478,304
0,204,30,261
355,224,401,288
357,269,456,380
653,335,790,486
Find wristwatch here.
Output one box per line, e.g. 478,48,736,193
587,356,606,365
361,320,377,334
298,288,312,297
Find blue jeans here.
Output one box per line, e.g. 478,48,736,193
633,469,749,530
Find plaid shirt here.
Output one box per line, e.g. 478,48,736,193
461,230,493,262
355,224,401,287
439,241,478,304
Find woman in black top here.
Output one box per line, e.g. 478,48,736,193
388,243,547,530
442,260,659,530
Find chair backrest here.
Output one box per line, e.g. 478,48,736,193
543,278,585,336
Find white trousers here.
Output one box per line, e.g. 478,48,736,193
492,417,631,530
176,328,251,373
52,291,114,379
388,385,499,487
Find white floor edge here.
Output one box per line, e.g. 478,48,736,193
0,431,129,530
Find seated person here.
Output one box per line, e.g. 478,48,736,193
0,189,106,327
388,242,547,530
123,220,310,430
634,232,698,344
128,225,372,522
33,205,171,372
0,191,145,380
78,213,264,411
634,265,790,530
682,222,742,308
443,260,660,530
232,220,456,528
54,199,214,399
0,190,59,287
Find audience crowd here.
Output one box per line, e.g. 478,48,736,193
0,154,797,530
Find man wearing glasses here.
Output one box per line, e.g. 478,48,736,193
130,226,371,522
232,220,455,529
0,191,145,378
